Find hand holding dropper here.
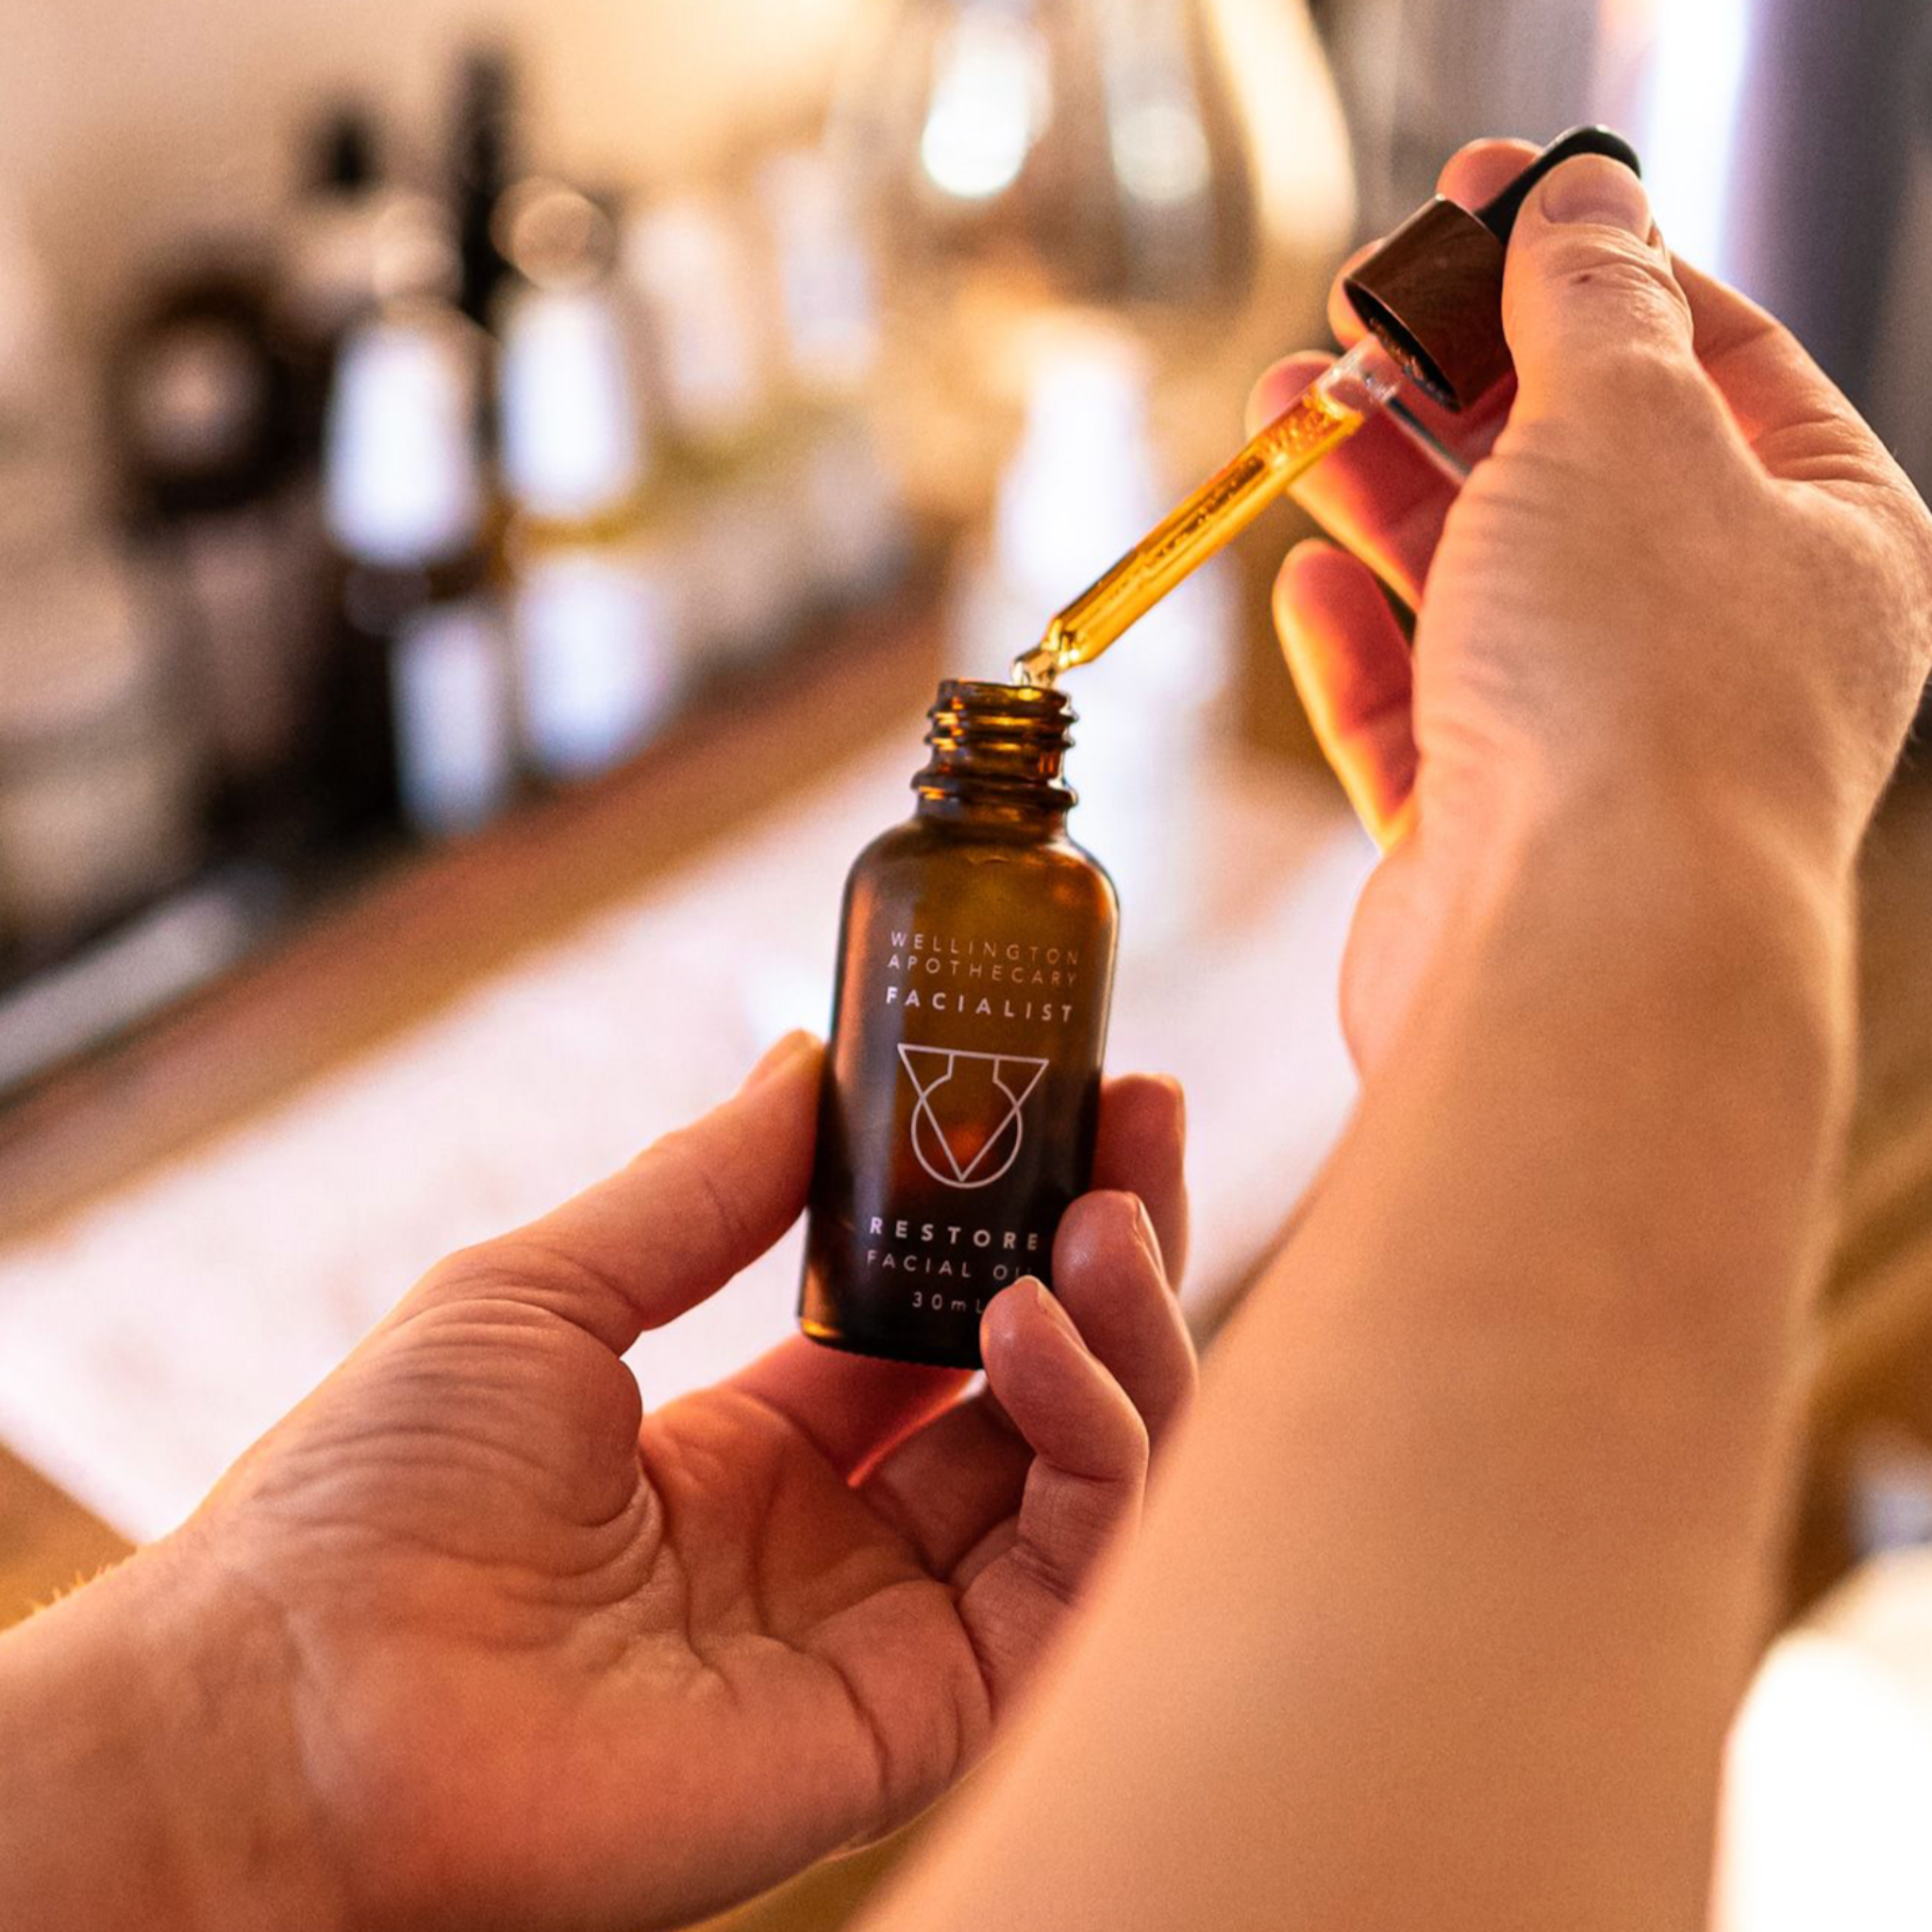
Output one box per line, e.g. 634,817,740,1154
1011,125,1643,689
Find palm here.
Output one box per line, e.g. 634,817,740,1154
194,1043,1191,1932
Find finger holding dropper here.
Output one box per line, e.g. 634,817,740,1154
1010,126,1642,690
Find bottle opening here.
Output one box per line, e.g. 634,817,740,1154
916,678,1076,812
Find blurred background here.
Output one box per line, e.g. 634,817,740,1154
7,1,1932,1925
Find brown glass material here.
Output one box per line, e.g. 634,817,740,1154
1342,198,1509,412
800,681,1118,1368
1343,126,1641,414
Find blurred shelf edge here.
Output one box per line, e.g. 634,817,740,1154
0,575,946,1249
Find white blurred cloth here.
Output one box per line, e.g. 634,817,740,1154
0,737,1371,1538
1718,1545,1932,1932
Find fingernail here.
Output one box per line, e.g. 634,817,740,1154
1023,1277,1083,1344
1534,155,1651,234
742,1030,820,1091
1126,1192,1164,1270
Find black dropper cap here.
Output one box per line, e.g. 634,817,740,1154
1341,126,1641,412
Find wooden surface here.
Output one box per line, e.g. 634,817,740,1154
7,621,1932,1916
0,1443,127,1627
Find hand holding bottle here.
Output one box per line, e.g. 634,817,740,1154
0,1036,1191,1932
1254,138,1932,1072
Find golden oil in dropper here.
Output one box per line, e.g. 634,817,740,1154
1009,364,1379,689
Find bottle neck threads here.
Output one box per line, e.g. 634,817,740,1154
913,679,1075,821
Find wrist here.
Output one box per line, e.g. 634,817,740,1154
1480,747,1857,980
1441,763,1852,1335
0,1533,350,1932
1539,726,1862,918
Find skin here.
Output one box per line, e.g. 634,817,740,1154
874,144,1932,1930
0,1047,1193,1932
5,136,1931,1932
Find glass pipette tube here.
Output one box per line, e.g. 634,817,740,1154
1012,337,1407,687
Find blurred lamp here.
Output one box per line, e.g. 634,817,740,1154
831,0,1353,510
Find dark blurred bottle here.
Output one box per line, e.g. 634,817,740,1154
321,275,516,843
279,106,395,463
107,225,308,834
450,47,519,331
109,255,294,524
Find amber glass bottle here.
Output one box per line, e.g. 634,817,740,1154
801,680,1118,1368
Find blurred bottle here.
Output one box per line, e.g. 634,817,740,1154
322,259,515,842
109,251,294,523
833,0,1351,505
497,180,684,783
278,106,400,459
750,142,911,617
0,547,200,956
0,203,200,952
753,143,880,408
108,213,311,832
621,187,805,669
450,46,519,331
623,188,777,464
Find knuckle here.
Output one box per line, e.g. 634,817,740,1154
431,1233,609,1313
1104,1408,1153,1485
1557,242,1685,313
640,1125,758,1263
1511,235,1695,362
421,1240,511,1299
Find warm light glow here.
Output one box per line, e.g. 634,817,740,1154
1197,0,1354,253
1111,97,1211,208
1610,0,1753,275
917,13,1048,201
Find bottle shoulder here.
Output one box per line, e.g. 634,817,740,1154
843,812,1117,917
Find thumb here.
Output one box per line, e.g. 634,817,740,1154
1501,155,1697,422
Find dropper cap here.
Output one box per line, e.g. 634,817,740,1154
1341,126,1641,411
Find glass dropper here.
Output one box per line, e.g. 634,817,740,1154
1011,125,1643,690
1011,337,1404,687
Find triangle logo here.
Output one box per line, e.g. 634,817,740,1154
898,1044,1051,1189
